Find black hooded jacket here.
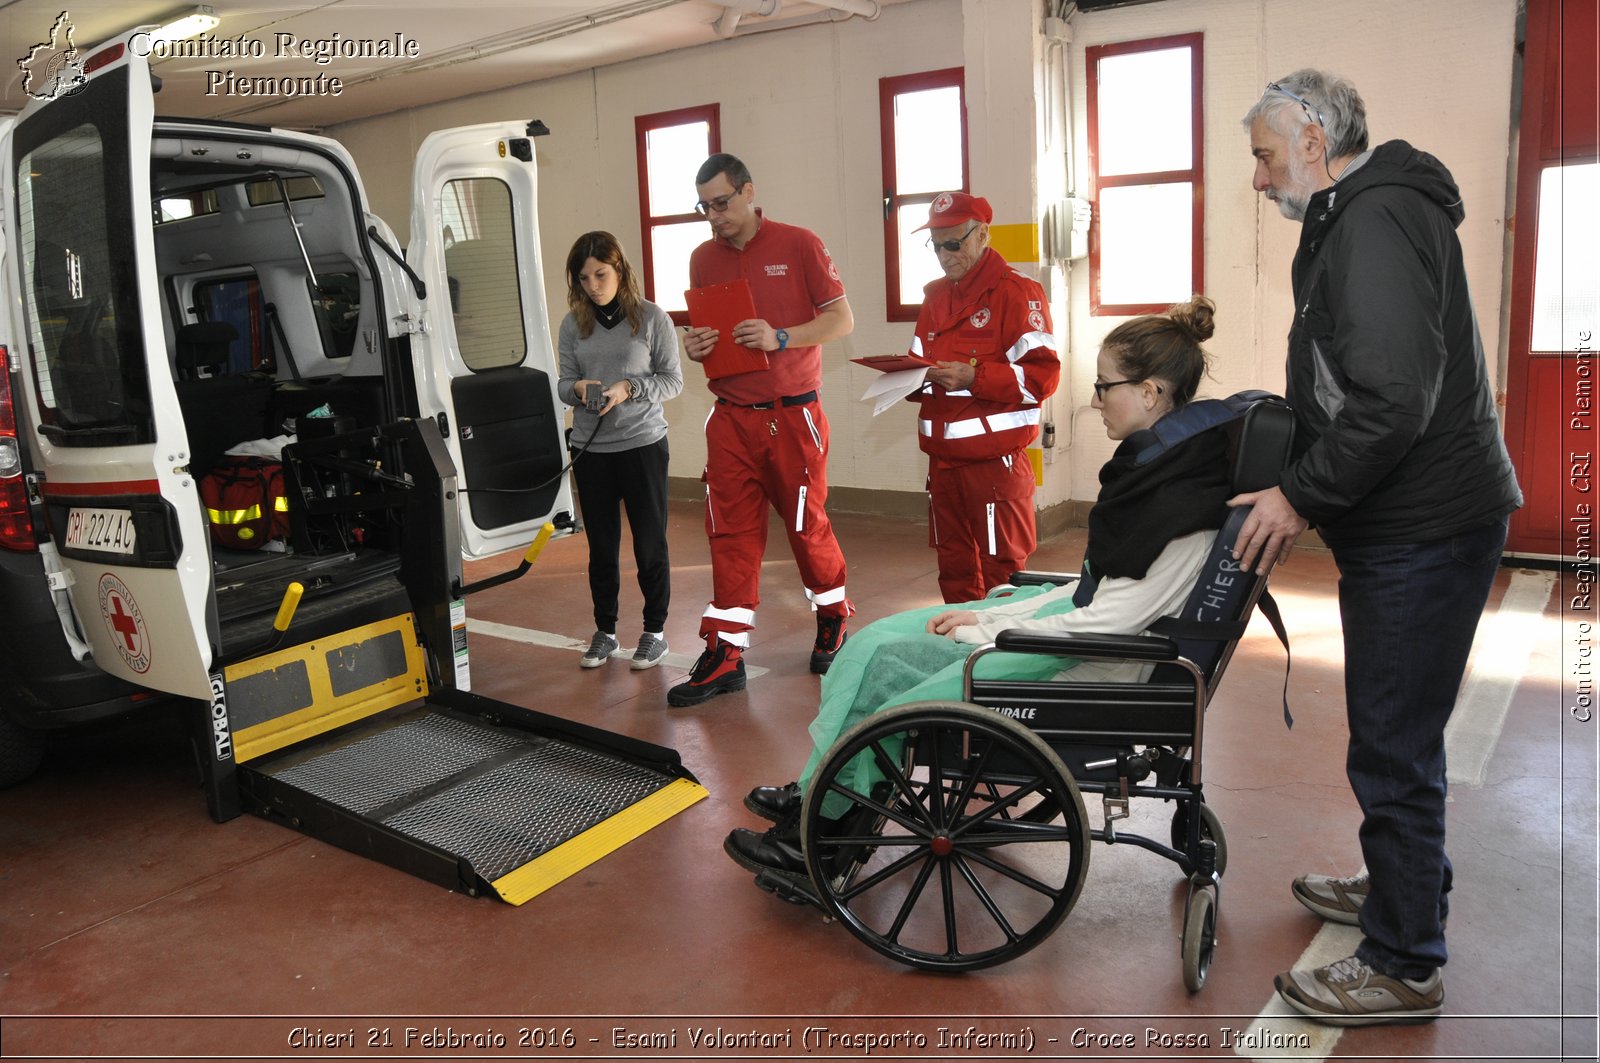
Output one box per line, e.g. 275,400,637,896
1281,140,1521,545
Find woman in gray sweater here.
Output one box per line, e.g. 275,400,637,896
556,232,684,670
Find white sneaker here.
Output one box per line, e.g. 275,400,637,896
580,631,618,668
630,633,668,670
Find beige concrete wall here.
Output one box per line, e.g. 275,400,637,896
326,0,1519,515
1060,0,1518,495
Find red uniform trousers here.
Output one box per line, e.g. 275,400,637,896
927,447,1038,604
701,397,852,646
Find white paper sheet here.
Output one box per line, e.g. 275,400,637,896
860,367,929,415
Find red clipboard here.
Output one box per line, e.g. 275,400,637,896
850,354,937,372
685,280,770,380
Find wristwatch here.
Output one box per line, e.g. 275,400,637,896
775,328,789,351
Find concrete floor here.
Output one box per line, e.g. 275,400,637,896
0,500,1594,1062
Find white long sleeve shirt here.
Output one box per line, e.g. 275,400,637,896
947,528,1217,682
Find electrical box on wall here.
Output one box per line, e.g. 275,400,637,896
1043,196,1092,261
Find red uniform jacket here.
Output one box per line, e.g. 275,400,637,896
911,248,1059,465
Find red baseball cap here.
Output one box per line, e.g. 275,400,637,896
914,191,993,231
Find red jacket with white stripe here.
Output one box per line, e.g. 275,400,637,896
910,248,1059,465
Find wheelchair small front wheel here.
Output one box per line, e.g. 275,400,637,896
1171,799,1228,877
1181,886,1218,992
803,700,1091,972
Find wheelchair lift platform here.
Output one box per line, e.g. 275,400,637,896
208,610,707,905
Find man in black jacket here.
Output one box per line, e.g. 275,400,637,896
1232,70,1522,1026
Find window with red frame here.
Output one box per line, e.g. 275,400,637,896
880,68,968,322
1086,33,1204,316
634,104,720,324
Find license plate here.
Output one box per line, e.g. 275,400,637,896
65,507,138,555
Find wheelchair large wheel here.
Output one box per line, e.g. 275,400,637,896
1170,799,1228,877
1181,885,1217,992
802,700,1091,972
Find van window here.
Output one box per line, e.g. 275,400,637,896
246,174,324,206
440,177,526,371
309,271,361,361
193,276,272,372
157,188,219,224
13,72,153,446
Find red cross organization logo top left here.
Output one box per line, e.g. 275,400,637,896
98,573,152,674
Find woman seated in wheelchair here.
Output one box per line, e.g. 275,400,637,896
726,294,1236,880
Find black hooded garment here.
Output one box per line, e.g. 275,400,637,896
1280,140,1521,546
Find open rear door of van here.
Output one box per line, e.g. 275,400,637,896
5,41,215,700
406,123,573,560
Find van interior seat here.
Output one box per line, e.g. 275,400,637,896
173,321,272,475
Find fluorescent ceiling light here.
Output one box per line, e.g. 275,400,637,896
146,5,220,45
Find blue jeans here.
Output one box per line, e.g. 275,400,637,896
1333,515,1508,979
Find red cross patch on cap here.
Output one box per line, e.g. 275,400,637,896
915,191,994,231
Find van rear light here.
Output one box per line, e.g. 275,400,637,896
0,345,39,552
84,44,124,76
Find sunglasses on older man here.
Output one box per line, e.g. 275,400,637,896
927,223,979,253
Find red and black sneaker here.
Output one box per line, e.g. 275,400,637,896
667,640,747,707
809,615,849,675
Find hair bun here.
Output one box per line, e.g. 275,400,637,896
1170,295,1216,343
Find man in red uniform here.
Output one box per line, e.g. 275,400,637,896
910,192,1059,603
667,154,856,708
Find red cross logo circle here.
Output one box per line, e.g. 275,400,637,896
97,573,152,674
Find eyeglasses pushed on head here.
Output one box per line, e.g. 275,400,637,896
1267,81,1325,128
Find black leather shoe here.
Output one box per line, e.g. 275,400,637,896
723,824,805,876
744,781,801,822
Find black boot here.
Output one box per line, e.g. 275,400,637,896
744,781,801,822
724,809,805,875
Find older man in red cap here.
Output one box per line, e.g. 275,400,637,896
909,191,1059,603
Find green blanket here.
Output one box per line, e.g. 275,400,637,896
798,585,1078,818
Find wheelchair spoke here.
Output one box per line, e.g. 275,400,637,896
882,852,940,944
941,726,998,828
939,856,960,958
950,852,1025,945
955,842,1068,899
950,777,1053,839
837,845,927,903
866,739,935,832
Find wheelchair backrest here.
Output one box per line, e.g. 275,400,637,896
1069,393,1294,684
1151,396,1294,685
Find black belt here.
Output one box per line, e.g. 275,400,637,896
717,390,817,410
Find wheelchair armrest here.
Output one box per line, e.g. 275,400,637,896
992,628,1180,662
1007,570,1079,587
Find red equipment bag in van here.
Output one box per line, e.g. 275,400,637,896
200,456,289,549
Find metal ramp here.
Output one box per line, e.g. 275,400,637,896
239,696,705,904
211,609,705,904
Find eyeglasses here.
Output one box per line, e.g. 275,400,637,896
1092,378,1143,400
1267,81,1325,128
695,184,747,216
927,223,979,253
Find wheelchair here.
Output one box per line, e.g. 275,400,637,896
753,394,1293,991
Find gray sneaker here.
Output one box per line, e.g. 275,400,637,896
1292,871,1368,925
630,633,668,670
580,631,619,669
1275,955,1442,1026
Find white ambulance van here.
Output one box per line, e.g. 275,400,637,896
0,36,703,903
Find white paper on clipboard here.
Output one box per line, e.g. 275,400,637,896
859,366,929,415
